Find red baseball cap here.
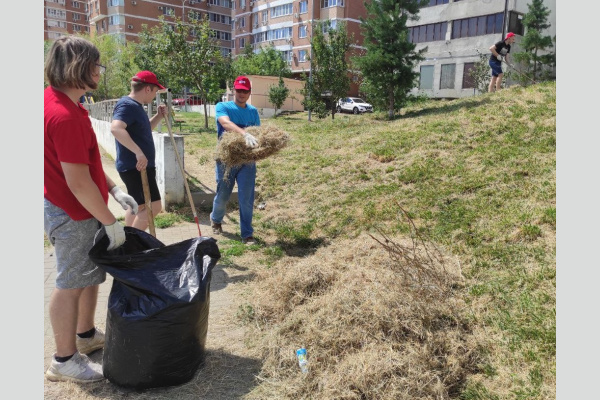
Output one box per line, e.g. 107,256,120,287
233,76,251,91
505,32,515,40
132,71,165,89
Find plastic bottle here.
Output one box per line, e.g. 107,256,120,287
296,348,308,373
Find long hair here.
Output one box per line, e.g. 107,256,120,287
44,36,100,90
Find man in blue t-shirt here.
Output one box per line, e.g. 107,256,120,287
111,70,168,231
210,75,260,245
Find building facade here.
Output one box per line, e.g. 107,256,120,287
45,0,91,40
44,0,556,99
408,0,556,98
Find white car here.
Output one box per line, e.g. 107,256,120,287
337,97,373,114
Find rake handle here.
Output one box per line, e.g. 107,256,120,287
141,168,156,237
163,112,202,237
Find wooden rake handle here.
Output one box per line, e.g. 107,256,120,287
162,112,202,236
141,168,156,237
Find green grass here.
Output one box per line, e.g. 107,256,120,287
181,82,556,398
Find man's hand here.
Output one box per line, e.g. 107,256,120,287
157,104,168,117
243,132,258,148
135,152,148,171
496,55,502,61
110,186,138,215
104,220,126,251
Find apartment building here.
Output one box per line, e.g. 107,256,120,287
231,1,365,75
45,0,91,40
408,0,556,98
44,0,556,99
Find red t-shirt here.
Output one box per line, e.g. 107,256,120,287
44,86,108,221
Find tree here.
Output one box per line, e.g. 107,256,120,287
354,0,427,119
512,0,555,84
230,44,292,82
302,20,353,120
268,76,290,117
136,16,228,128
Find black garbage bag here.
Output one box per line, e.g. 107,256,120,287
88,227,220,390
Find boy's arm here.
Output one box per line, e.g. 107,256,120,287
111,119,148,171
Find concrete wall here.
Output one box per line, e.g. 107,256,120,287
90,117,185,210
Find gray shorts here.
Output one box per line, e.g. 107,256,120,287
44,199,106,289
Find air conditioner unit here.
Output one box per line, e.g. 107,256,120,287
294,13,298,19
286,38,292,43
250,1,255,5
131,0,137,4
262,21,267,25
127,24,134,29
287,60,292,65
158,6,164,10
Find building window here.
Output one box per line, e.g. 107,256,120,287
262,11,268,23
419,65,434,90
163,7,175,16
72,13,81,21
451,12,503,39
321,0,343,7
240,37,246,48
208,0,233,8
46,8,67,19
240,0,246,8
322,19,337,33
299,25,307,38
508,11,525,36
299,49,307,62
440,64,455,89
462,62,476,89
299,1,307,13
109,0,123,6
72,1,80,8
424,0,448,6
240,17,245,28
271,4,293,18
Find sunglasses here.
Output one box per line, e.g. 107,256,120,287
236,89,250,94
96,63,106,74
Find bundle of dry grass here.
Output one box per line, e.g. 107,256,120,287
241,215,482,399
215,125,290,168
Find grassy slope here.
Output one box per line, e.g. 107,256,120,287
238,83,555,399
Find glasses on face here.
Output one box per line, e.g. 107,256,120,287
236,89,250,94
96,63,106,74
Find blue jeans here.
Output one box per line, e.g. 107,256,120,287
210,161,256,239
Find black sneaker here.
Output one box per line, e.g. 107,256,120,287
211,220,223,234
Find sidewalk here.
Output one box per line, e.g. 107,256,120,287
43,157,222,375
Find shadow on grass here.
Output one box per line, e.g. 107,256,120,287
401,96,493,120
276,236,329,257
82,349,262,400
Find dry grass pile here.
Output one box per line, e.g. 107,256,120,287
215,125,290,168
244,217,482,399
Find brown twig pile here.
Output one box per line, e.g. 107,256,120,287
215,125,290,169
243,206,481,399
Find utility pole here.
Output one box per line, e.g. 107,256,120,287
502,0,509,39
307,0,314,121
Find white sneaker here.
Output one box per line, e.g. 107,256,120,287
76,327,105,355
45,352,104,383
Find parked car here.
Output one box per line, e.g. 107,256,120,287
336,97,373,114
172,95,203,106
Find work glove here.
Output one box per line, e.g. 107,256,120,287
496,55,502,61
110,186,138,215
104,220,126,251
243,132,258,148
